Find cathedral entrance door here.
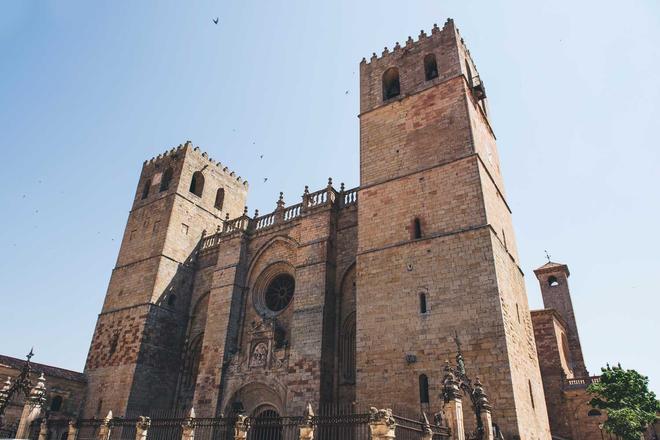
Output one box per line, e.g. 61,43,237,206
249,408,282,440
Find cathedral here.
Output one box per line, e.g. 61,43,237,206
68,18,612,440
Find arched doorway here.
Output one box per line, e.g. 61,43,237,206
249,408,282,440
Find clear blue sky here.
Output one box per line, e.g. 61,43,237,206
1,1,658,393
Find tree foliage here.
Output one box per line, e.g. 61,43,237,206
588,363,659,440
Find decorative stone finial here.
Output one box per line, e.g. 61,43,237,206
254,209,259,218
327,177,333,187
0,376,12,406
28,373,47,406
340,182,345,192
104,410,113,424
276,192,285,209
243,206,248,216
225,213,230,221
474,377,491,410
304,185,309,195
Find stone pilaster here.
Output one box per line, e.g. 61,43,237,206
16,373,47,439
181,408,195,440
298,403,315,440
233,414,249,440
97,411,112,440
443,364,465,440
68,420,79,440
368,408,396,440
135,416,151,440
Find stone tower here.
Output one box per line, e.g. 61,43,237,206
533,261,588,376
356,20,551,439
82,142,248,417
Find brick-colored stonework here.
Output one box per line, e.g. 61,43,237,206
73,18,622,440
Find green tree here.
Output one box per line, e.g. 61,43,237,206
588,363,659,440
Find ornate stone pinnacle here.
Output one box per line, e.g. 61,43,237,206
225,213,230,221
254,209,259,218
276,192,285,209
304,186,309,195
103,410,113,424
327,177,333,186
340,182,345,192
243,206,248,216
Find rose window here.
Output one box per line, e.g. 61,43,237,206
264,274,295,312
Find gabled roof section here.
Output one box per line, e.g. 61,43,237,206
0,354,86,383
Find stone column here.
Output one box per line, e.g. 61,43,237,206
37,418,48,440
181,408,195,440
368,408,396,440
443,363,465,440
68,420,79,440
135,416,151,440
233,414,249,440
97,411,113,440
298,403,315,440
16,373,47,439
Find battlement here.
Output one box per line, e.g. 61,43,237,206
361,19,454,67
143,140,248,187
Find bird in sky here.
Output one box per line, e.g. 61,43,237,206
259,155,263,159
263,178,268,182
213,17,219,25
345,90,349,95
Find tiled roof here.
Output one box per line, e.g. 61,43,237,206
0,354,86,383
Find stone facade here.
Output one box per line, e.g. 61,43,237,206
78,19,554,439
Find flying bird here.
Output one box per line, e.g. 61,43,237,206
259,155,263,159
345,90,349,95
213,17,219,25
263,178,268,182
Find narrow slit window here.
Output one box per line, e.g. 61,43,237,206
424,54,438,80
420,293,428,314
141,179,151,200
413,218,422,239
529,380,535,409
419,374,430,404
215,188,225,210
465,60,473,87
382,67,400,101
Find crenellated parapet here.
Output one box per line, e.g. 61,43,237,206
200,180,358,251
360,19,453,67
143,140,248,187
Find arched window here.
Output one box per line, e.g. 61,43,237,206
588,409,601,417
167,294,177,307
183,334,204,389
413,218,422,239
50,395,63,412
340,312,356,383
529,380,535,409
160,168,173,192
548,276,559,287
419,293,428,314
141,179,151,200
424,54,438,80
382,67,400,101
419,374,430,404
189,171,205,197
215,188,225,210
465,60,473,87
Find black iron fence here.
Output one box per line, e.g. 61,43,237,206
27,408,449,440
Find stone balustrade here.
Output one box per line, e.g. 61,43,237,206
200,182,359,251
